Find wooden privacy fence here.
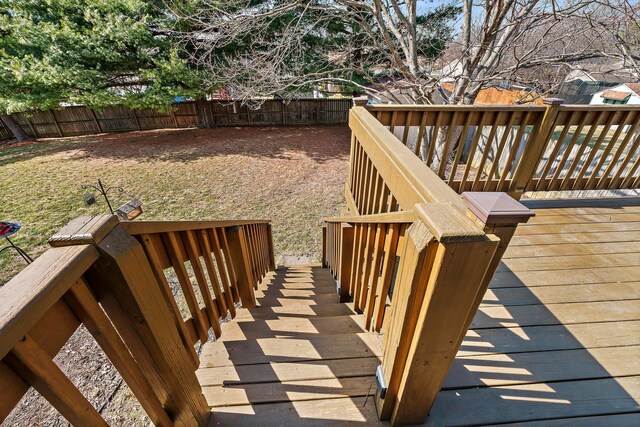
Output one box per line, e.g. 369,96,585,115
0,215,275,426
4,99,351,139
0,118,13,142
368,100,640,198
323,106,533,425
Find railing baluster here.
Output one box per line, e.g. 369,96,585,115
585,110,634,189
447,111,473,186
573,110,619,190
596,112,640,189
548,110,589,191
138,233,199,364
6,334,108,427
163,231,209,343
197,229,228,317
471,110,501,191
483,110,518,191
64,279,173,426
183,230,222,338
414,111,428,156
363,223,387,328
559,111,600,190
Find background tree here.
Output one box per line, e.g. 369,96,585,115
444,0,617,105
177,0,460,104
0,0,209,140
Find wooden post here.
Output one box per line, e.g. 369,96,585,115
338,224,354,303
508,98,564,199
267,223,276,271
132,109,142,130
49,215,210,426
25,115,38,138
89,108,102,133
51,110,64,137
376,203,501,426
322,224,327,267
225,226,257,308
281,100,287,125
169,105,179,128
457,191,535,345
376,219,436,421
353,96,368,108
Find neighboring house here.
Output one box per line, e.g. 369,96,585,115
590,83,640,105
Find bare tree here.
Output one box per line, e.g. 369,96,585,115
584,0,640,78
444,1,617,104
177,1,627,169
175,0,459,104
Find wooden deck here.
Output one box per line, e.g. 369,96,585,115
198,198,640,426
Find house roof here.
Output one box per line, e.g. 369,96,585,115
601,89,632,100
625,83,640,93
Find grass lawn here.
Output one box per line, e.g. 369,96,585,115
0,125,351,285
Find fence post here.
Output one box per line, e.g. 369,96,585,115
50,110,64,137
89,109,102,133
508,98,563,199
25,115,39,138
225,226,257,308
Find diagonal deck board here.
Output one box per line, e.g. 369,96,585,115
427,198,640,426
425,376,640,426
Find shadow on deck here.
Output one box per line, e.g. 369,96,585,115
197,198,640,426
197,266,385,426
426,197,640,426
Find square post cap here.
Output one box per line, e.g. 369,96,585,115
353,96,369,107
462,192,535,225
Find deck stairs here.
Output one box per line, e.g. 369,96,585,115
197,265,385,425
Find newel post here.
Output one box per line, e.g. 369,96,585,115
509,97,564,199
49,215,210,426
225,225,257,308
378,204,500,426
353,96,369,108
457,192,535,345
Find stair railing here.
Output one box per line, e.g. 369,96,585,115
323,106,533,426
1,215,275,426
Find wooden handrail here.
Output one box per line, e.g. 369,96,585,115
2,214,278,426
0,245,98,360
324,210,417,224
350,107,468,213
121,219,271,235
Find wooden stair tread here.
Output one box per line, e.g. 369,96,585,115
198,265,382,420
197,357,380,387
209,396,384,426
220,314,367,340
200,332,381,367
204,376,376,407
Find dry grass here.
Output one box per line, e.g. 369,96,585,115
0,125,351,285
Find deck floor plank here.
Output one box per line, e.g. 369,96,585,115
427,198,640,426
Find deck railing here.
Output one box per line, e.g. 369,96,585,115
323,106,533,425
1,216,274,426
368,100,640,197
